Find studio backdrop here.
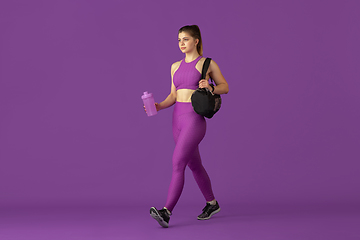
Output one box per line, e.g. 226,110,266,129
0,0,359,207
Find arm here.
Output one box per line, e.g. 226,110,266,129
156,63,178,111
199,60,229,95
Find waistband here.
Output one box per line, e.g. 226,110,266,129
173,101,198,116
175,101,192,104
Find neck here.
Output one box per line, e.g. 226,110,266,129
185,51,201,63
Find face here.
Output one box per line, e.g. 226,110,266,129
178,31,199,54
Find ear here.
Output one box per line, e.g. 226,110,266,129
195,38,199,45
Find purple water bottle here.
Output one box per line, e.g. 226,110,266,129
141,91,157,116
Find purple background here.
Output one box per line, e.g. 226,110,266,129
1,0,359,212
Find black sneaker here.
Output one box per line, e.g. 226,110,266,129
197,201,221,220
150,207,171,228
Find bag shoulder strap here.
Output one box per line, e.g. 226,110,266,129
201,58,212,80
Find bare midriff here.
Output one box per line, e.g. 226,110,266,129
176,89,195,102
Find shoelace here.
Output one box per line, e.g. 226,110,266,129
202,203,211,212
160,209,170,217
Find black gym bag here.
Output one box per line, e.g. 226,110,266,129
191,58,222,119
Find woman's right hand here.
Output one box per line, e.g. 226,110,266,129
155,102,161,111
144,103,161,114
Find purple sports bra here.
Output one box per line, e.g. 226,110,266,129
173,55,202,90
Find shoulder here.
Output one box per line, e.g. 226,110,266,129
209,59,221,71
198,57,217,66
196,57,218,71
171,60,182,75
195,56,206,69
199,57,206,63
208,58,218,66
171,60,181,69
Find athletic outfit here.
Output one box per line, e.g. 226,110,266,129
165,55,215,212
150,56,220,227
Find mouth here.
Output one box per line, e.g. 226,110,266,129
181,47,186,50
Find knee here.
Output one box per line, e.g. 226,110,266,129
172,158,187,173
188,161,203,173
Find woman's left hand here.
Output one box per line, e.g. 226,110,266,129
199,79,211,90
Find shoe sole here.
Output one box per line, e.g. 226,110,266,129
197,207,221,220
150,207,169,228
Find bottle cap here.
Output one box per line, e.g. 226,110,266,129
141,91,152,99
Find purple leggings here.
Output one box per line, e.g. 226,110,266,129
165,102,215,212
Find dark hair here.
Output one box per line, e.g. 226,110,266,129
178,25,203,56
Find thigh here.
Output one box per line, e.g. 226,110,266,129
172,102,206,144
173,112,206,160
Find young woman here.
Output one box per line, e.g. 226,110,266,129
146,25,229,228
